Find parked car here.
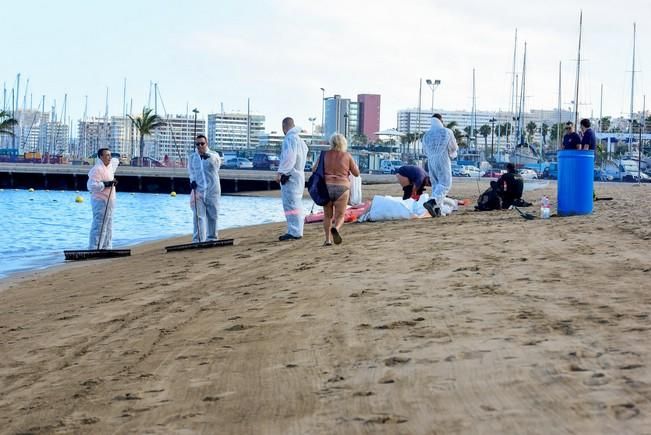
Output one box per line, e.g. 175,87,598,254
482,169,504,178
304,161,313,172
542,162,558,179
380,159,404,174
518,168,538,180
594,169,614,181
252,153,280,170
223,157,253,169
623,172,651,183
460,165,482,177
451,164,463,176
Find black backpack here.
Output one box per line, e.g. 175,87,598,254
475,185,502,211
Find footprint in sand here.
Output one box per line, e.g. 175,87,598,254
612,403,639,420
584,372,609,386
384,356,411,366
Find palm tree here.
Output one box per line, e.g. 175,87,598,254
525,121,537,143
0,110,18,136
541,123,549,146
128,108,165,166
479,124,491,148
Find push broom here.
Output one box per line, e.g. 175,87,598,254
165,185,234,253
64,177,131,261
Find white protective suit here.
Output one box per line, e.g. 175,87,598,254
278,126,309,237
188,148,222,242
422,117,459,206
87,157,119,249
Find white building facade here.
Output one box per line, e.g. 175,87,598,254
207,112,265,150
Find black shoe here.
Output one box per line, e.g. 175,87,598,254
423,199,441,217
278,233,302,241
330,227,342,245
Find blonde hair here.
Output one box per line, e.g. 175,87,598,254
329,133,348,152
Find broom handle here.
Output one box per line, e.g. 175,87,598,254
97,179,113,250
193,187,199,240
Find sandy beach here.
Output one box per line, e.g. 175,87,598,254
1,179,650,434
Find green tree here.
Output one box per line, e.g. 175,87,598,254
526,121,537,143
351,133,368,146
496,122,512,139
128,108,165,166
599,116,611,132
549,123,566,148
479,124,491,148
0,110,18,136
541,123,549,145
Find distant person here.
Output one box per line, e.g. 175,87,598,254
277,117,309,241
562,121,581,150
187,134,222,242
87,148,119,249
422,113,458,217
496,163,525,208
313,133,360,245
395,165,431,200
579,118,596,151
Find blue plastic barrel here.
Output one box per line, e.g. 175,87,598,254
556,150,594,216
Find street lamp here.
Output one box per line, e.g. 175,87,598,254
489,117,496,161
192,108,199,138
308,117,316,144
320,87,326,140
425,79,441,113
343,112,349,140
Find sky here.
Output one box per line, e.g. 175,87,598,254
3,0,651,132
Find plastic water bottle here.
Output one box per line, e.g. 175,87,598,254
540,196,550,219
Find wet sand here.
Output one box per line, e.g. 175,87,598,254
1,179,650,434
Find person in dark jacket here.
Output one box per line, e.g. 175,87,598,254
562,121,582,150
580,118,596,151
496,163,524,209
395,165,431,200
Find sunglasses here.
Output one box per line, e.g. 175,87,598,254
195,142,207,146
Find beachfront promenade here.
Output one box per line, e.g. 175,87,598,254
0,163,397,193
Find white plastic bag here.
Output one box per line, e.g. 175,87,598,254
349,174,362,205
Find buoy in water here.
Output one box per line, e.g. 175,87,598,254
75,195,84,203
28,188,35,192
170,191,177,197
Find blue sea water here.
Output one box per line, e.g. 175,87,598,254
0,189,314,279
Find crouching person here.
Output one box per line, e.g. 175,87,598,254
496,163,525,209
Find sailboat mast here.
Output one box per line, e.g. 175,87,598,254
519,42,527,145
557,61,562,149
510,29,518,148
122,78,127,158
472,68,477,152
629,22,636,154
574,11,583,127
639,95,645,182
104,87,110,147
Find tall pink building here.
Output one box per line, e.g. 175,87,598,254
357,94,381,142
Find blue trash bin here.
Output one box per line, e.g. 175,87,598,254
557,150,594,216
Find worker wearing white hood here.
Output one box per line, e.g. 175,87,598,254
276,117,308,241
188,134,222,242
87,148,119,249
422,114,458,216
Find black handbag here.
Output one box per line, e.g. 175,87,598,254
307,151,329,206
